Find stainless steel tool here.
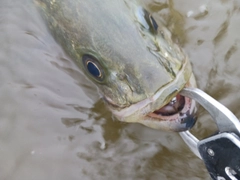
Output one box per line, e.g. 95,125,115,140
179,88,240,180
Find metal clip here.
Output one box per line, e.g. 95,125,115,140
179,87,240,157
180,88,240,136
178,88,240,180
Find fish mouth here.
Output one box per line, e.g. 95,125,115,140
149,94,185,117
146,93,197,131
107,72,197,131
106,84,197,132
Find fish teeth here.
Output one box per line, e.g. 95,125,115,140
170,97,177,104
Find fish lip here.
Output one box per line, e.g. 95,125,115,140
142,76,198,131
106,80,195,120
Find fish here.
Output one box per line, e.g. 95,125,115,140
35,0,197,131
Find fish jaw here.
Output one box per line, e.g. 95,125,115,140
143,94,197,131
106,61,197,132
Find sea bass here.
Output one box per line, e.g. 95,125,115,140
35,0,197,131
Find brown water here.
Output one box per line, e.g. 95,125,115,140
1,0,240,179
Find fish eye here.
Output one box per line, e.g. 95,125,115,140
82,54,105,82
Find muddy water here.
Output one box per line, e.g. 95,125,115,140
0,0,240,179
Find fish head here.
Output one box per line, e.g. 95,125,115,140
36,0,197,131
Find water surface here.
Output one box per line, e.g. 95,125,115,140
1,0,240,179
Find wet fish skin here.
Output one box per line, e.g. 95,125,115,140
35,0,197,131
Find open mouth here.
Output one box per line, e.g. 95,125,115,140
105,86,197,131
145,90,197,131
149,94,185,117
